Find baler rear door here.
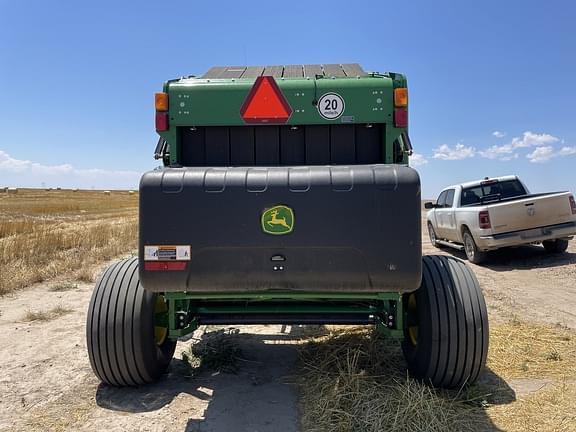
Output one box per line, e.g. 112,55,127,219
139,164,421,294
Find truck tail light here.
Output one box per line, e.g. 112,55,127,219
394,108,408,128
394,88,408,107
481,179,498,186
569,195,576,215
479,211,491,229
155,112,169,131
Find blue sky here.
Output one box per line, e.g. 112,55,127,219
0,0,575,197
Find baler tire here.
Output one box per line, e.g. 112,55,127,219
402,255,489,389
542,239,569,254
86,257,176,386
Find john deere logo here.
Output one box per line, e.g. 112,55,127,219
261,205,294,235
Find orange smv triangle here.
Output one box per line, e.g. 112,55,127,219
240,76,293,124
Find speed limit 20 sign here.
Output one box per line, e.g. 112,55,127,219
317,93,345,120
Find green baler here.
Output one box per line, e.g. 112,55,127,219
86,64,488,389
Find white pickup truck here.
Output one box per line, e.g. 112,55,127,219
425,175,576,263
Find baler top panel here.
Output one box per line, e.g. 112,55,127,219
200,64,368,79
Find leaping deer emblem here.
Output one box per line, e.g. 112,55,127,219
267,209,290,228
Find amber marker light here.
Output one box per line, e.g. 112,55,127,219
155,92,169,111
394,88,408,107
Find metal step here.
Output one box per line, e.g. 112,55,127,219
436,239,465,251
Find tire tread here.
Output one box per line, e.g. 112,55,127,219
403,255,489,388
86,257,175,387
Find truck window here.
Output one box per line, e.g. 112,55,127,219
444,189,455,208
437,191,447,208
461,180,527,206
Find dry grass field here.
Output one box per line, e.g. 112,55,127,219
0,188,137,294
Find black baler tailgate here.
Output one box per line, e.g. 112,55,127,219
139,165,421,293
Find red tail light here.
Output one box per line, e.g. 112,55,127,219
394,108,408,128
569,195,576,215
155,112,169,131
144,261,187,271
479,211,491,229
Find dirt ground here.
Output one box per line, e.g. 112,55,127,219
422,227,576,330
0,217,574,431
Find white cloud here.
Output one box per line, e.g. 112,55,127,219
526,146,555,163
410,153,428,166
479,144,518,161
0,150,141,189
559,146,576,156
478,131,561,161
527,145,576,163
414,131,570,165
510,131,559,148
433,143,476,160
525,145,576,163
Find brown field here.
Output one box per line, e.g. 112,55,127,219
0,195,574,431
0,188,137,294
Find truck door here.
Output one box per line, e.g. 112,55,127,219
434,191,448,238
442,189,458,241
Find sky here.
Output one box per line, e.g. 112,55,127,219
0,0,575,197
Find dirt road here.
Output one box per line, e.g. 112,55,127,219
0,225,575,431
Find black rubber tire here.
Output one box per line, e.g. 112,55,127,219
462,229,488,264
86,257,176,386
542,239,569,253
428,222,439,248
402,255,489,389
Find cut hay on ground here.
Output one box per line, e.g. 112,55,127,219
298,321,576,432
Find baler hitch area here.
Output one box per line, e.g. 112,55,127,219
162,292,405,339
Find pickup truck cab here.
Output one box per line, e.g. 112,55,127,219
425,175,576,263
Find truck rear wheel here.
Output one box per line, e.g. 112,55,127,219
86,257,176,386
462,229,487,264
542,239,569,253
402,255,489,388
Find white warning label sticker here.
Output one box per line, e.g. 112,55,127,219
144,245,191,261
317,93,345,120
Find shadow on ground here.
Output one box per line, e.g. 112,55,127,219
96,325,515,432
436,243,575,271
96,325,311,432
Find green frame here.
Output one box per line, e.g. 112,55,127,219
161,291,405,340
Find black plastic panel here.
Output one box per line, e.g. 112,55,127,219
255,126,280,165
305,125,330,163
180,124,385,166
139,165,422,293
205,127,229,166
230,127,254,165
